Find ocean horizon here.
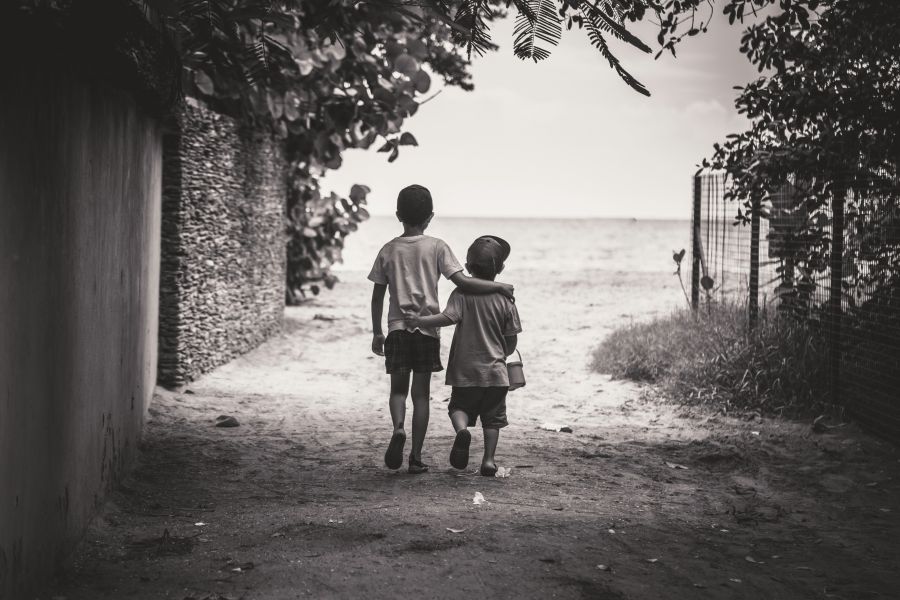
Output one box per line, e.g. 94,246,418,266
337,215,693,279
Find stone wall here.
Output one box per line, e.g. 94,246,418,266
158,103,286,386
0,69,161,600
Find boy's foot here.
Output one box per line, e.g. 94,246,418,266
480,461,498,477
408,455,429,475
449,430,471,470
384,431,406,470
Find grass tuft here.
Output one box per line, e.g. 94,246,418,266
592,303,831,416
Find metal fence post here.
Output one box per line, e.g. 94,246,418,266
691,175,701,312
829,185,846,406
749,194,761,330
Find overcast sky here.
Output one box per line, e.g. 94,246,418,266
323,10,760,220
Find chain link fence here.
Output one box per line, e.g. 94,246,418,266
689,170,900,443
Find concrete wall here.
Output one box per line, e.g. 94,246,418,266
158,103,286,386
0,71,161,597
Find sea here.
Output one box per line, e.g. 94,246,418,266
339,216,690,277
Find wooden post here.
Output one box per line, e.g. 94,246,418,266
749,195,761,330
691,175,701,312
829,186,845,405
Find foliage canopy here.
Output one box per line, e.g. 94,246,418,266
143,0,714,299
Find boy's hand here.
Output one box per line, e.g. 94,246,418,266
498,282,515,301
372,334,385,356
406,315,422,330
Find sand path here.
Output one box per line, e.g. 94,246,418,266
55,278,900,599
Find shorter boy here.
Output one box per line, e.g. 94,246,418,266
408,235,521,476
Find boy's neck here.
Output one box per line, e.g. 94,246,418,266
401,223,427,237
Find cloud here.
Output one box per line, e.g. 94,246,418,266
684,99,728,117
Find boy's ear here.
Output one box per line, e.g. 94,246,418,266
497,262,505,275
424,212,434,226
395,210,402,222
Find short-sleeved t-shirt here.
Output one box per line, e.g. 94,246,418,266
442,289,522,387
368,235,463,339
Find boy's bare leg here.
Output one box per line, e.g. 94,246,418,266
389,371,411,433
409,372,431,464
384,371,410,469
481,427,499,476
449,410,469,433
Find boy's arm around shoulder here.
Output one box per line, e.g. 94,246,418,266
448,271,514,300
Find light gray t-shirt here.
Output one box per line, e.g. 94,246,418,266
442,289,523,387
368,235,463,339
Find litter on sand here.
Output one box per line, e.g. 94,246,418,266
215,415,239,428
495,467,511,478
540,423,573,433
472,492,486,505
665,462,688,470
745,555,765,564
446,528,466,534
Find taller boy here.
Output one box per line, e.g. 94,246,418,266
369,185,514,474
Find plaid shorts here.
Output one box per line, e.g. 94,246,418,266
384,330,443,374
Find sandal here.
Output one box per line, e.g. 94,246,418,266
449,430,471,470
408,455,429,475
384,431,406,470
480,463,498,477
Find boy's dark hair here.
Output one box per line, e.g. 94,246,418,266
396,184,433,225
467,235,511,280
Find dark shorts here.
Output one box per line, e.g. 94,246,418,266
384,330,443,374
448,386,509,429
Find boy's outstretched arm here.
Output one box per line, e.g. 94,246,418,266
449,271,514,300
371,283,387,355
408,313,454,330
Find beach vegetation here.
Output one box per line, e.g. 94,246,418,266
592,303,831,416
694,0,900,312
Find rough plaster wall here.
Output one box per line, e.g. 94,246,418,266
0,74,161,599
158,103,285,386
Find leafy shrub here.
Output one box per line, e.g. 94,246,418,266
592,303,830,416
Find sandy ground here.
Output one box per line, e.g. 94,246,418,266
53,275,900,600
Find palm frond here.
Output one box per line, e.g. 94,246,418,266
453,0,497,59
512,0,562,62
178,0,228,31
580,1,651,53
243,33,269,84
508,0,537,23
581,6,650,96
